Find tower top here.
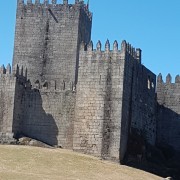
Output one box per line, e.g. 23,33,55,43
17,0,92,20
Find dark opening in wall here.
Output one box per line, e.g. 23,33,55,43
148,76,151,89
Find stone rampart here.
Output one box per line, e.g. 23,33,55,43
21,80,76,148
157,74,180,151
73,40,150,161
0,64,27,143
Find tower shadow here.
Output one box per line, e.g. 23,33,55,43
13,89,58,146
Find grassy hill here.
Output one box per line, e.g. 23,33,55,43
0,145,161,180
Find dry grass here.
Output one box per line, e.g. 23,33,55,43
0,145,162,180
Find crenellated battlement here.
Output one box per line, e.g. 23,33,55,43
17,0,92,21
156,75,180,155
14,64,28,79
80,40,142,63
18,0,87,6
157,73,180,84
0,64,15,81
0,63,74,92
32,79,75,91
0,64,28,85
0,64,11,75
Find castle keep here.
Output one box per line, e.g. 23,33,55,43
0,0,179,162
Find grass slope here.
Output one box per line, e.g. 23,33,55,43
0,145,161,180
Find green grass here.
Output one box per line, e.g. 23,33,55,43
0,145,161,180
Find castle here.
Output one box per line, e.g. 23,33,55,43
0,0,179,162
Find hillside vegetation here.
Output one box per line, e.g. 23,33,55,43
0,145,161,180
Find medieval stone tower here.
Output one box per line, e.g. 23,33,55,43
0,0,179,163
13,0,92,87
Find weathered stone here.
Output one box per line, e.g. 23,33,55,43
0,1,179,164
157,74,180,152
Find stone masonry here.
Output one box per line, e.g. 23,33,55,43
157,74,180,151
0,0,179,162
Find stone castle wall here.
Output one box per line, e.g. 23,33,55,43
12,66,28,136
130,60,157,145
0,64,27,143
74,40,126,160
157,74,180,151
0,65,15,135
73,40,157,161
0,63,76,147
22,85,76,148
119,42,156,158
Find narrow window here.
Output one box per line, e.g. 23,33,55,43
148,76,151,89
151,81,155,89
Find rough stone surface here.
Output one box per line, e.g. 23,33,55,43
0,0,179,163
18,137,52,148
157,74,180,151
22,88,76,148
13,1,92,86
74,42,126,160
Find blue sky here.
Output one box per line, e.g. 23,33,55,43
0,0,179,81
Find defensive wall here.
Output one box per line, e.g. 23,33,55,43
157,74,180,151
0,64,27,143
0,39,157,162
74,40,156,161
0,64,76,148
21,81,76,148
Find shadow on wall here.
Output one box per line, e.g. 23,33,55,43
124,105,180,180
13,89,58,146
156,105,180,179
157,104,180,152
101,60,113,159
